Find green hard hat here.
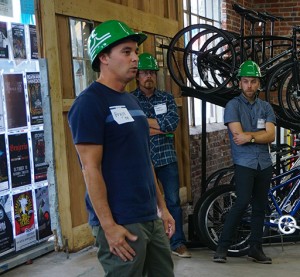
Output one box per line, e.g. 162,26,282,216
138,53,159,71
88,20,147,72
237,60,261,78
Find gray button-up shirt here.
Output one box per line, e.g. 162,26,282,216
224,94,276,170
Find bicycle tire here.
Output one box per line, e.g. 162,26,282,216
167,24,236,93
204,166,235,191
183,25,237,93
266,61,300,122
196,185,251,257
166,24,197,88
278,61,300,119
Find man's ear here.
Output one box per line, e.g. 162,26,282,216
99,53,109,65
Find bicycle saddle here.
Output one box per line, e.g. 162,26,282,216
258,11,283,22
232,3,257,16
245,13,266,24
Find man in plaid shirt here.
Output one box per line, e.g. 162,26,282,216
132,53,191,258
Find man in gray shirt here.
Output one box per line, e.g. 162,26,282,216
213,61,276,264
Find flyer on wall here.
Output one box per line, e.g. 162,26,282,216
26,72,43,125
8,133,31,188
31,130,48,182
11,23,26,60
0,77,5,131
0,194,14,256
35,186,52,240
29,25,38,60
13,190,37,251
3,74,27,130
0,134,8,192
0,21,8,59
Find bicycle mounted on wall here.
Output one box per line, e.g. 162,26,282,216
166,2,300,131
165,3,300,248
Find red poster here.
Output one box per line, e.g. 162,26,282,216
13,191,35,236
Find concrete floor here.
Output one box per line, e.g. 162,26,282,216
2,242,300,277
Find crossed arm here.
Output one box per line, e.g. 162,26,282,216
228,121,275,145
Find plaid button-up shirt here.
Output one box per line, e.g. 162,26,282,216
132,88,180,167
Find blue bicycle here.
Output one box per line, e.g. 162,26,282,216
195,163,300,257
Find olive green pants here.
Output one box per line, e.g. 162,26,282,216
96,219,174,277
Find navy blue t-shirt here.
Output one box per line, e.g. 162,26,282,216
68,82,158,225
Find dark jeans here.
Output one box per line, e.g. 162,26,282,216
218,164,272,248
155,162,187,250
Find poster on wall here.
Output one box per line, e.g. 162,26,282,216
35,186,51,240
0,21,8,59
26,72,43,125
13,190,36,251
0,78,5,131
0,134,8,192
31,131,47,182
0,194,14,256
3,74,27,129
0,0,13,17
29,25,38,59
8,133,31,188
12,23,27,60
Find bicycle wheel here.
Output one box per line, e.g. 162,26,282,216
266,61,300,121
196,185,251,257
183,25,237,93
193,167,234,241
167,24,236,93
278,61,300,119
204,166,235,191
166,24,197,88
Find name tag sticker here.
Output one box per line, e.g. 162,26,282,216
154,103,167,115
110,106,134,124
257,118,266,129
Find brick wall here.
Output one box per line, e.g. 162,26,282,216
189,125,232,207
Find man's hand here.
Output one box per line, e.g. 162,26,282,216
232,132,252,145
104,224,138,262
159,208,175,239
149,127,165,136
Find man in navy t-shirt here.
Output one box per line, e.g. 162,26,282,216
68,20,175,277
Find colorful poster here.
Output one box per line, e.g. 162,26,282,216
35,186,52,240
13,190,36,251
0,134,8,192
8,133,31,188
29,25,38,59
26,72,43,125
13,191,35,235
3,74,27,129
12,23,27,60
32,131,48,182
0,194,14,256
0,21,8,59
